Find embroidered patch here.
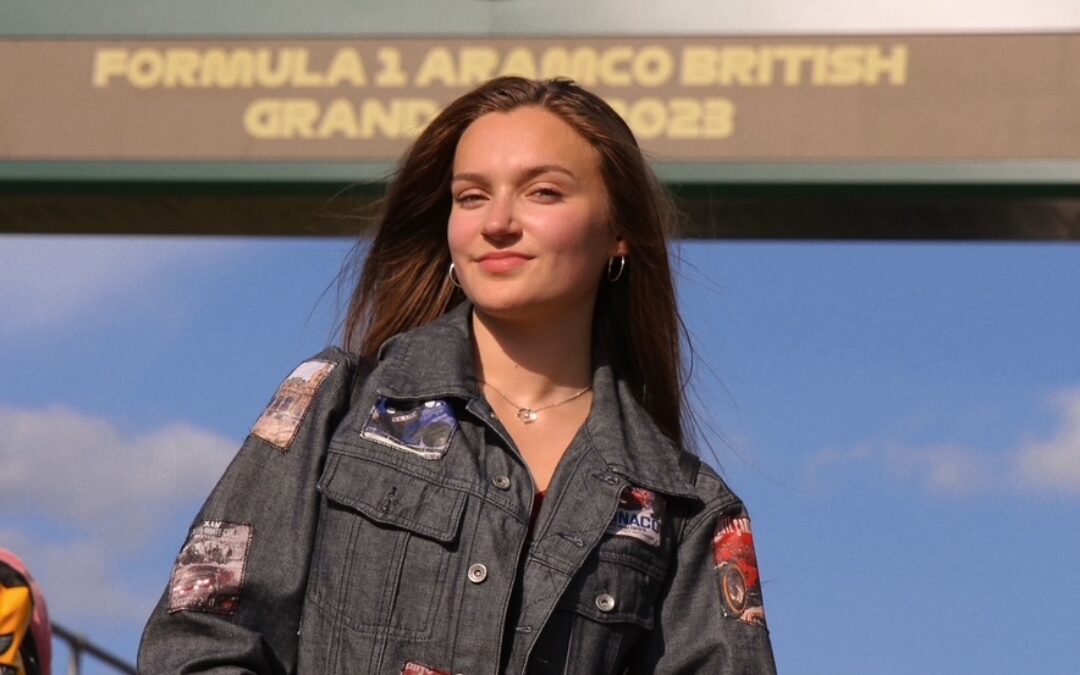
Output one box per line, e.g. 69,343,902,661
713,510,767,628
251,359,335,450
605,487,664,547
361,398,458,460
168,521,252,615
401,662,450,675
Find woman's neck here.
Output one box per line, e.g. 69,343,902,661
471,303,594,406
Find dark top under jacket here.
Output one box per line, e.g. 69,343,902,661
139,302,777,675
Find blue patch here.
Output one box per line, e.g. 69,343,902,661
361,398,458,460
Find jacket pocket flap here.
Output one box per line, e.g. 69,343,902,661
558,555,659,628
318,452,465,543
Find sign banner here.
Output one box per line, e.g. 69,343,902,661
2,34,1079,163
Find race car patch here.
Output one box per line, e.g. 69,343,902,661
251,359,336,450
605,487,664,547
361,398,458,460
401,662,450,675
168,521,252,615
713,510,767,628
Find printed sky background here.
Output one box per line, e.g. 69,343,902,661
2,235,1077,673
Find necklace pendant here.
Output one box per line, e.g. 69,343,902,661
517,408,538,424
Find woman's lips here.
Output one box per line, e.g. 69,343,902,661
478,253,530,274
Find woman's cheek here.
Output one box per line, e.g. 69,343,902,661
446,214,473,258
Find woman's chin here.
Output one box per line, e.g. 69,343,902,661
468,291,596,329
469,296,541,322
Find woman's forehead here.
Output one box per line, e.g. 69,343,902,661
453,106,601,175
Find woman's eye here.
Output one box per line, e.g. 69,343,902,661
531,187,563,201
454,192,484,206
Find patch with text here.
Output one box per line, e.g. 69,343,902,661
713,510,767,628
168,521,252,615
361,398,458,460
605,486,664,547
251,359,335,450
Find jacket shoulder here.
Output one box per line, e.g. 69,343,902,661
666,455,746,539
304,345,364,370
690,460,743,510
280,346,373,392
246,347,371,452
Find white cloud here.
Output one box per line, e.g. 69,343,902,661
0,235,239,339
886,444,994,496
0,406,235,541
0,405,237,624
806,388,1080,498
802,444,875,497
1014,391,1080,494
0,529,149,624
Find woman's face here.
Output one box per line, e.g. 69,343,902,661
448,106,626,323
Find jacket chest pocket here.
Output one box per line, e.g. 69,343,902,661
308,449,466,639
530,542,668,675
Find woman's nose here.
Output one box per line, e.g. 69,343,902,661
481,195,519,238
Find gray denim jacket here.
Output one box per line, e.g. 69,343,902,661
139,303,777,674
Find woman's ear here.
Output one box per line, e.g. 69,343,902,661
613,238,630,257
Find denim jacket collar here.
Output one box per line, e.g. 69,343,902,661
376,301,479,401
375,301,700,500
583,358,701,500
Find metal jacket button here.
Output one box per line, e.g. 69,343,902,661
492,475,511,490
595,593,616,612
468,563,488,584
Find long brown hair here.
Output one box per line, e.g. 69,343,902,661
342,77,688,448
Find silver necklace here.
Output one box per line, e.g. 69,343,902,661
480,380,592,424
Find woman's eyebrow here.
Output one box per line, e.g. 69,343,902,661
451,164,577,184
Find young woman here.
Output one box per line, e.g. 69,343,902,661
140,77,776,674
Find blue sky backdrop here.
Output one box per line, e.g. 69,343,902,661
2,235,1077,674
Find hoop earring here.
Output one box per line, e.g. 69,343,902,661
448,262,463,288
607,255,626,282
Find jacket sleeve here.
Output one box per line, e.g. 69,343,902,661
630,494,777,675
138,348,364,674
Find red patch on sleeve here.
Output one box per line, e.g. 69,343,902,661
713,510,767,628
401,662,450,675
